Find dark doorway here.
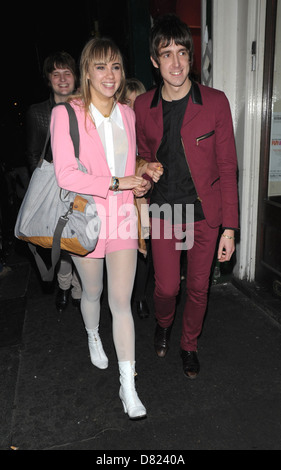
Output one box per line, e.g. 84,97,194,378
256,0,281,298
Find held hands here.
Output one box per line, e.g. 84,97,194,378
114,175,151,197
145,162,164,183
132,178,152,197
132,161,163,196
217,230,235,262
135,159,164,183
110,161,163,197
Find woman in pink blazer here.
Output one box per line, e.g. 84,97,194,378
51,38,149,420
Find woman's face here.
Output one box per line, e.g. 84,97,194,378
125,91,137,109
86,56,122,103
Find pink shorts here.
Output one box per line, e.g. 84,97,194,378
86,193,138,258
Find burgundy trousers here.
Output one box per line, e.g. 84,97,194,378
151,218,219,351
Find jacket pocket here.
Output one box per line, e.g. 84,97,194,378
211,176,220,187
196,130,215,146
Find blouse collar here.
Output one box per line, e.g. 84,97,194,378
89,102,124,129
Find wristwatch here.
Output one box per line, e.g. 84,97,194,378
110,176,119,191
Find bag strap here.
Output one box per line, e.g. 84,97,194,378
29,102,79,282
56,102,80,159
29,216,69,282
41,128,51,161
40,102,80,162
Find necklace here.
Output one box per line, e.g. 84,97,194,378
103,101,116,118
89,101,116,127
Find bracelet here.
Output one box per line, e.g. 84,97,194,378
110,177,119,191
222,234,235,240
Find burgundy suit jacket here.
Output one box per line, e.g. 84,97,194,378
134,81,239,230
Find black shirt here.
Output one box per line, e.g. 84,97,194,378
150,89,205,224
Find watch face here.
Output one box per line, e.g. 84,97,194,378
112,177,119,190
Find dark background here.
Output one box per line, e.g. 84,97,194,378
3,1,153,111
2,0,152,168
1,0,201,168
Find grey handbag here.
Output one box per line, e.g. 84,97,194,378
14,102,101,281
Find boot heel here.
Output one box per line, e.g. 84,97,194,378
118,361,147,420
120,398,127,414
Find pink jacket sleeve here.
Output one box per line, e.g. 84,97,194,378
50,104,111,198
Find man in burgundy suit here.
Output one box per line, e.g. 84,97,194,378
134,14,239,378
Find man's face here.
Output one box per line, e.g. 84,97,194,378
49,66,75,101
151,41,191,92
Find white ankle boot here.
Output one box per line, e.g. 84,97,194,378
86,327,108,369
119,361,147,420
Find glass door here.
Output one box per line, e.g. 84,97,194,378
256,0,281,294
268,1,281,202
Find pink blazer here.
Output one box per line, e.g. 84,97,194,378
51,100,136,210
50,100,138,257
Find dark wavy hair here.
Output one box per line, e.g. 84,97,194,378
150,14,194,68
43,51,77,86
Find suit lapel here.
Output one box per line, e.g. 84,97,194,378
181,98,202,128
181,81,203,128
150,101,164,133
150,81,203,132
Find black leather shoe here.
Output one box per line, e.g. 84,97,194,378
56,288,70,312
180,349,200,379
154,323,172,358
136,299,150,318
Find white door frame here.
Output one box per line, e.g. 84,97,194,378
202,0,267,281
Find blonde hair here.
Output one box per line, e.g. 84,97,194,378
72,37,126,119
120,78,146,104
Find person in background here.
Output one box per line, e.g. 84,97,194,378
134,14,239,379
122,78,146,109
26,51,82,312
121,78,152,319
51,37,153,420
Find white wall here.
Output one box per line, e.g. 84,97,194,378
212,0,266,281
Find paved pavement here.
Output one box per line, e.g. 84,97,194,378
1,240,281,451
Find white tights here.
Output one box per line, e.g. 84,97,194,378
72,249,137,363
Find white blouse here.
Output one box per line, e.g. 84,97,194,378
89,103,128,183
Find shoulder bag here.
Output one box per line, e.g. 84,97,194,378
14,102,101,281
